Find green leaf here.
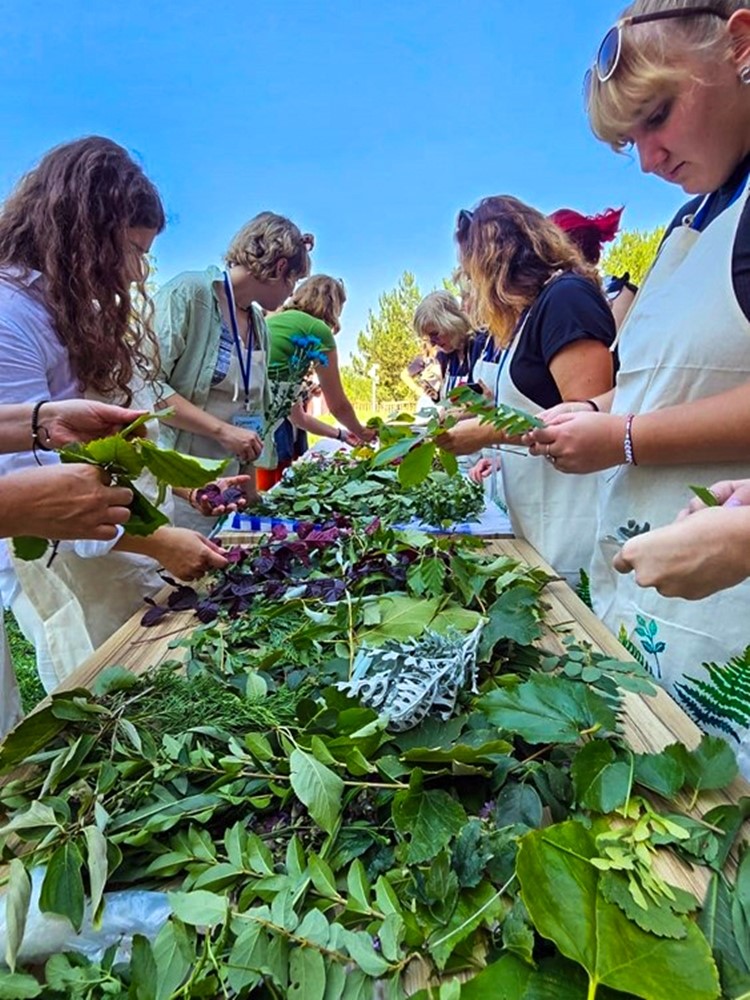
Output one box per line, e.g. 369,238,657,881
90,665,139,697
121,481,171,536
11,537,49,561
340,928,391,977
571,741,632,813
398,441,435,487
493,783,544,829
39,841,85,932
478,586,543,658
83,825,108,926
456,954,532,999
288,947,327,1000
346,859,371,913
153,920,194,1000
371,436,420,468
168,890,227,926
358,595,441,646
517,821,720,1000
392,781,466,864
130,934,158,1000
4,859,30,972
0,972,41,999
699,871,750,995
290,748,344,836
480,674,617,745
427,882,506,969
633,749,686,799
601,870,696,940
138,438,228,487
438,448,459,476
684,734,739,792
309,853,340,900
62,434,143,476
689,485,720,508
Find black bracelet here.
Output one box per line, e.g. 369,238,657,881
583,399,600,412
31,399,52,465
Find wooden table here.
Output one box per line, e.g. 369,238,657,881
51,536,750,898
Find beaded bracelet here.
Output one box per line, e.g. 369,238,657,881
31,399,52,465
624,413,638,466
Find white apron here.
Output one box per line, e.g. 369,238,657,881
10,380,174,687
173,296,267,531
589,172,750,773
473,339,508,510
499,290,604,585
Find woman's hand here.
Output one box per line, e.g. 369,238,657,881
42,400,149,447
524,411,626,473
0,464,133,541
435,418,497,455
189,475,254,516
148,526,228,581
612,506,750,600
677,479,750,519
216,423,263,463
468,457,493,484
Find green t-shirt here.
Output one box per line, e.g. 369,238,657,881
266,310,336,377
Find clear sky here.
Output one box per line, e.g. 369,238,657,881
0,0,686,360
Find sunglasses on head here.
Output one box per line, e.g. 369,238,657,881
456,208,474,238
583,5,728,97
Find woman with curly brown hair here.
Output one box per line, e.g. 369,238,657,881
438,195,616,581
154,212,316,523
0,136,228,693
257,274,372,489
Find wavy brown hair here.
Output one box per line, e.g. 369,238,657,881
279,275,346,332
0,136,165,403
455,196,601,347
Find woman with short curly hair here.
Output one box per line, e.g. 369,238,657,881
154,211,313,526
438,194,616,581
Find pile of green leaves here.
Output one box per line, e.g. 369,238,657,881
0,527,746,1000
257,452,484,527
14,411,227,561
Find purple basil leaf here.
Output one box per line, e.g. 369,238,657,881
141,605,171,627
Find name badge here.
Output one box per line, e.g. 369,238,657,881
231,412,265,435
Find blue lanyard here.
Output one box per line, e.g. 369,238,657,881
223,270,254,409
692,170,749,230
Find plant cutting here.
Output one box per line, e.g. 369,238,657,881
13,411,228,561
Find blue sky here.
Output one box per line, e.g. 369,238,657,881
0,0,686,360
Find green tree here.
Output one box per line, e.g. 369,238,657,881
601,226,665,285
344,271,423,403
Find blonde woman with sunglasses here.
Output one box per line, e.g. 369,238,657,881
526,1,750,768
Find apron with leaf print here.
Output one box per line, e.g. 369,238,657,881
589,171,750,775
498,279,605,585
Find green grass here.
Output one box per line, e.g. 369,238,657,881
4,610,44,712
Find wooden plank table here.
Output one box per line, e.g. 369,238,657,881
49,535,750,899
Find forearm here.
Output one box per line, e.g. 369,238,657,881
291,409,339,439
631,383,750,466
157,393,225,442
586,388,615,413
327,398,366,436
0,404,35,453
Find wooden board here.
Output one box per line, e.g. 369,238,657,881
44,536,750,900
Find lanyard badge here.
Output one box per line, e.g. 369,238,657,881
223,271,255,411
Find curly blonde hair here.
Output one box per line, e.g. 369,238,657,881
225,212,312,283
280,275,346,332
586,1,748,150
456,196,600,347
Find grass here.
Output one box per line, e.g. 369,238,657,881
4,610,44,712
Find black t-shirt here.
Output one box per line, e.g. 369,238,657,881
664,153,750,320
510,272,616,409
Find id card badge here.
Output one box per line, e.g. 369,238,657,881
231,412,265,435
